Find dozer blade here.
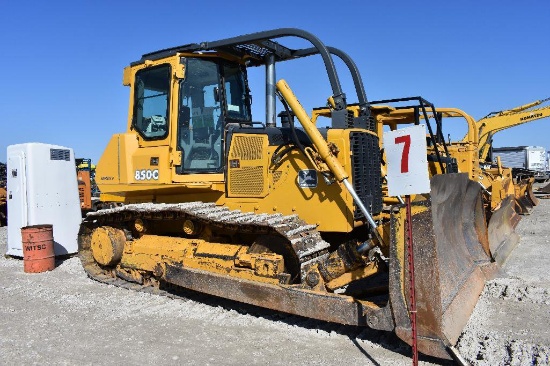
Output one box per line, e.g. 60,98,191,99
488,195,520,266
387,173,497,359
526,180,540,206
538,180,550,194
514,177,538,214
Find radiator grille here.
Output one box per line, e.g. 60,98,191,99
350,132,382,219
50,148,70,161
229,166,264,196
230,136,263,160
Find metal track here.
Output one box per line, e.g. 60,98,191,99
78,201,331,298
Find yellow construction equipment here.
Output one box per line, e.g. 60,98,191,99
469,97,550,163
0,162,6,226
79,28,513,360
76,158,96,213
365,105,522,265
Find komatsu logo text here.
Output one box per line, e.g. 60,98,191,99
520,113,543,121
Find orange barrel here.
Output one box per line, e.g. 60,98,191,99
21,224,55,273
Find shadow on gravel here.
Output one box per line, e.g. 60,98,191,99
54,253,78,266
153,282,454,365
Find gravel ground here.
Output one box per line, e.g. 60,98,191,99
1,198,549,365
456,195,550,365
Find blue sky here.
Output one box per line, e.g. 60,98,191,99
1,1,549,164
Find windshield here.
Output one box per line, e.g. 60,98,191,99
176,58,251,174
178,58,222,172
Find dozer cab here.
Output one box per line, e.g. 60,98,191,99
80,28,512,360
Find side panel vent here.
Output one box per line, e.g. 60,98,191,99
229,166,264,196
230,136,264,160
227,134,268,198
50,149,70,161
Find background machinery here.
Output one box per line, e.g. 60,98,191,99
0,189,6,227
367,104,523,264
492,145,548,182
468,98,550,201
76,158,100,214
0,162,6,226
472,97,550,164
80,29,514,360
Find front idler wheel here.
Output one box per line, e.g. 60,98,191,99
90,226,126,266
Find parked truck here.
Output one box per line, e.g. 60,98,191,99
493,146,549,182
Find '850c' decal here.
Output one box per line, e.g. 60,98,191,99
134,169,159,181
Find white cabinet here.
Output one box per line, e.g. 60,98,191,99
6,143,81,256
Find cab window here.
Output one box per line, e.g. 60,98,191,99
177,58,251,173
178,59,223,172
133,65,170,140
223,63,250,121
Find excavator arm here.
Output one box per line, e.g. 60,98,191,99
465,97,550,161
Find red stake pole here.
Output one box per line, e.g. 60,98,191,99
405,194,418,366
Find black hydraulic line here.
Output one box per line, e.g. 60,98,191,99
430,106,452,163
418,101,446,173
276,91,307,158
294,46,370,116
271,143,298,165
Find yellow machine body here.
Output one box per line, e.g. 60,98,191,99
96,54,373,234
80,28,522,361
368,106,521,210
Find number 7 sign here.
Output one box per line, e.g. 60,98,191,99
384,124,430,196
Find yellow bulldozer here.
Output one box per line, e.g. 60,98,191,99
80,28,517,360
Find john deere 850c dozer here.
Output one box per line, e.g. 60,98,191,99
80,29,513,360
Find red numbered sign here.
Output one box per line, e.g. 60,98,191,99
383,124,430,196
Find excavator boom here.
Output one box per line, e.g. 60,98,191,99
466,97,550,161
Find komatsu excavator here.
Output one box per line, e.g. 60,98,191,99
472,97,550,163
469,98,550,211
80,28,513,360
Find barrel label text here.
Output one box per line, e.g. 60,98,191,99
25,244,48,251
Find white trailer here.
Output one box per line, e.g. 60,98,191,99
493,145,549,182
6,143,81,257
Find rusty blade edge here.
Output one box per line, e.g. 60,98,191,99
164,263,371,326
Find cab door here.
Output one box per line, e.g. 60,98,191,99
175,58,224,175
131,64,172,184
